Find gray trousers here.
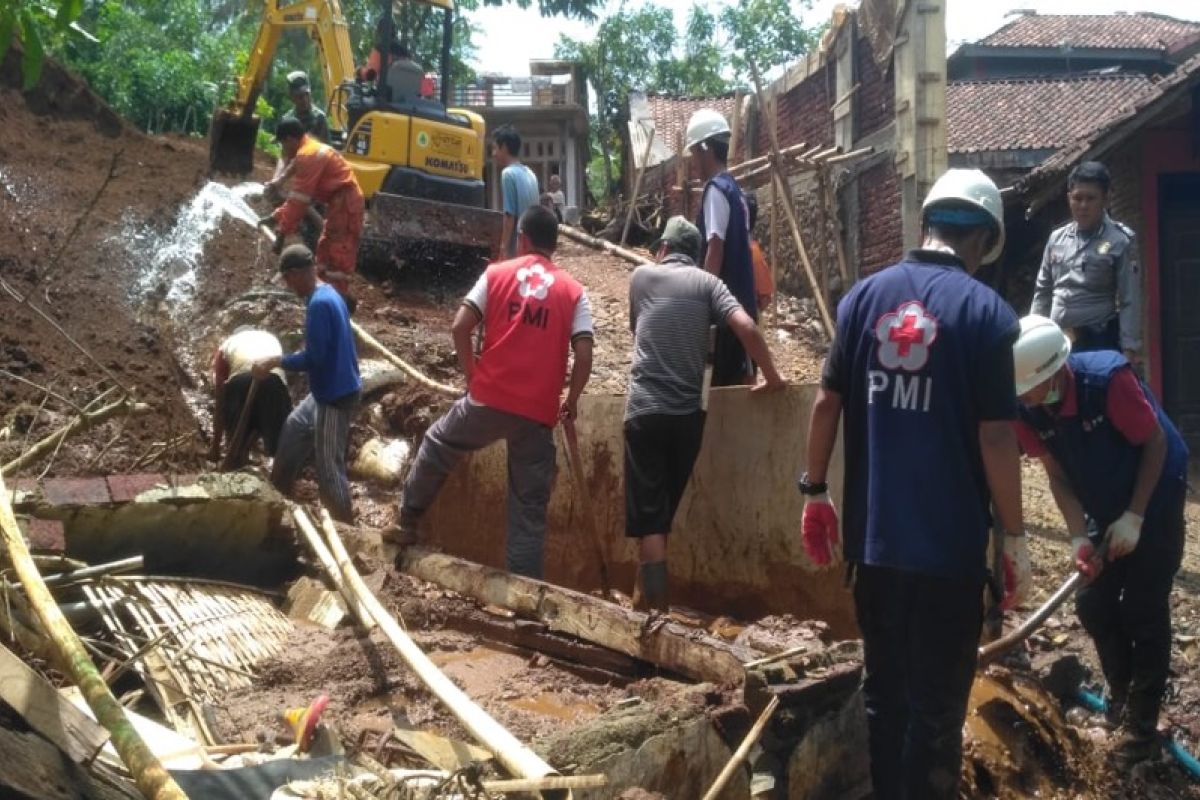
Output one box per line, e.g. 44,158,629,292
402,397,556,578
272,393,358,523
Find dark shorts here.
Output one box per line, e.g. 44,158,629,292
624,411,706,537
222,372,293,456
712,325,756,386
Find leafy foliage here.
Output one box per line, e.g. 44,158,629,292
558,0,823,202
0,0,86,89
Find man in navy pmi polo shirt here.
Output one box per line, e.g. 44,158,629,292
799,169,1028,799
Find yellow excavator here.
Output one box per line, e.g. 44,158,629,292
209,0,502,260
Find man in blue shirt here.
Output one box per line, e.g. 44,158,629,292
799,169,1028,799
254,244,362,522
492,124,540,258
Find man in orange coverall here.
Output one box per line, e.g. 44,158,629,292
264,118,364,299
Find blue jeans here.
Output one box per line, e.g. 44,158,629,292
854,563,984,800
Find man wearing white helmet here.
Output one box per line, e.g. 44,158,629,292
685,108,758,386
1012,315,1187,767
799,168,1027,799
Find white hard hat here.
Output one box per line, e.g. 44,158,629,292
921,168,1006,264
1014,315,1071,395
684,109,731,152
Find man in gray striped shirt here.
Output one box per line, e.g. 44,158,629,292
625,216,784,611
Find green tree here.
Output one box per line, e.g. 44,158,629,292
720,0,820,84
556,3,676,201
654,5,727,98
0,0,86,89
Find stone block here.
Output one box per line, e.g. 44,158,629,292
41,478,110,508
105,474,167,503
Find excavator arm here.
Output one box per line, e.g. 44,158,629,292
210,0,358,174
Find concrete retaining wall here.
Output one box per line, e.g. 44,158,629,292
424,385,857,636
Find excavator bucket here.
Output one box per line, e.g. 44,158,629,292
367,192,504,263
209,109,260,175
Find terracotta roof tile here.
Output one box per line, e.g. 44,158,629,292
979,13,1200,52
644,94,737,150
947,73,1154,154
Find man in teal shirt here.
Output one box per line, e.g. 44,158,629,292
492,124,540,257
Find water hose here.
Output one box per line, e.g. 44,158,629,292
1075,687,1200,780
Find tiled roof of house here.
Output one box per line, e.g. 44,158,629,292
644,94,738,150
947,73,1153,153
978,12,1200,52
1020,53,1200,199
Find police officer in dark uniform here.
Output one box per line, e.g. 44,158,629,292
1013,315,1187,768
685,108,757,387
1031,161,1141,364
280,71,331,144
799,169,1028,800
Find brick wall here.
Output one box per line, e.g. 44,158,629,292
1104,136,1145,240
855,37,894,139
756,64,835,155
858,160,903,274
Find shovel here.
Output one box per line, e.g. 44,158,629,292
221,375,262,471
560,418,612,598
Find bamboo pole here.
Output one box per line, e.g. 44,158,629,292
700,696,780,800
220,376,261,471
749,60,835,338
291,507,375,629
0,471,189,800
728,140,810,178
309,508,561,786
350,322,459,397
621,125,656,247
559,225,650,266
2,398,151,476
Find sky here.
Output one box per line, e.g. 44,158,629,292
468,0,1200,77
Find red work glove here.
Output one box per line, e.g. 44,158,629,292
1072,536,1102,580
801,495,840,566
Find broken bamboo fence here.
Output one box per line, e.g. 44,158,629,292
0,470,189,800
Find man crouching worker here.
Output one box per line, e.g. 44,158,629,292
388,205,594,579
626,216,784,611
209,326,293,468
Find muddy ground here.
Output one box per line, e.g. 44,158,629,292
2,56,1200,797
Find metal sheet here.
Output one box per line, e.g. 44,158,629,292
423,385,857,635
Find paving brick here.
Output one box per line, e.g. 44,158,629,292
20,518,65,552
106,473,167,503
41,477,111,507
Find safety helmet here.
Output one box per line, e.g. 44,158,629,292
1014,315,1071,395
921,168,1006,264
684,109,731,152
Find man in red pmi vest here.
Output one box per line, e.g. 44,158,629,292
390,205,594,578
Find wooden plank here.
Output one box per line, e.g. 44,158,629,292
451,609,643,677
0,725,140,800
286,576,349,630
0,642,109,764
399,548,755,685
391,728,494,772
62,687,208,771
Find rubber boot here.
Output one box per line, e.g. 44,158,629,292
1112,693,1160,768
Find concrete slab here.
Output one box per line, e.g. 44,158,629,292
41,478,110,508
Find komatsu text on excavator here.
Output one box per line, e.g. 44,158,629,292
209,0,502,262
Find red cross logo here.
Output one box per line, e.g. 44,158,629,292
875,301,938,371
888,313,925,358
516,263,555,300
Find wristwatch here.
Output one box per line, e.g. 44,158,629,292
797,473,828,496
